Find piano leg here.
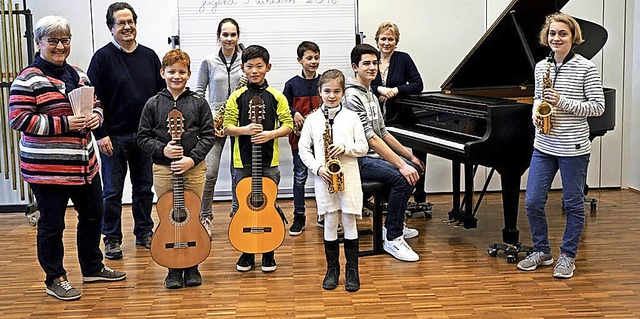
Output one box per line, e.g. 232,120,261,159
500,169,521,245
448,161,462,222
447,160,478,228
463,163,477,228
487,169,532,263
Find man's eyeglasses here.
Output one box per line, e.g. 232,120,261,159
45,38,71,46
115,20,136,28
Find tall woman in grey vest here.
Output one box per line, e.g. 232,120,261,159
196,18,245,236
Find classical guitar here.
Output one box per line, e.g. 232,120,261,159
228,96,285,253
150,108,211,269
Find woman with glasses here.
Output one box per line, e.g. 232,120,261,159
9,15,126,301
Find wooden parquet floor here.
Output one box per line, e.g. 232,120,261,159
0,189,639,318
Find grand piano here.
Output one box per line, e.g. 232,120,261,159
386,0,616,262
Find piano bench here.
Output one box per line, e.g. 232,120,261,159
359,180,389,257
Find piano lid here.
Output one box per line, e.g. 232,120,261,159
441,0,608,92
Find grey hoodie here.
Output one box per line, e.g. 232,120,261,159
344,77,388,158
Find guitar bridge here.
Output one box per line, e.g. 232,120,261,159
164,241,197,249
242,227,272,233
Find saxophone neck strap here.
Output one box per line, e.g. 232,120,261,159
218,48,239,97
323,103,342,126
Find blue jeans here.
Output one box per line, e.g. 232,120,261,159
101,133,154,243
30,174,105,285
525,149,589,258
291,149,308,216
358,156,416,240
231,166,281,214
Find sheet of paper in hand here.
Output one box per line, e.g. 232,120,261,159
68,86,95,118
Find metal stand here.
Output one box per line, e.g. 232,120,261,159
0,1,34,217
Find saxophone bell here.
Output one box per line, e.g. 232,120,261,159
326,158,344,194
213,105,226,137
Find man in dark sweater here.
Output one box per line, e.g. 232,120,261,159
87,2,165,260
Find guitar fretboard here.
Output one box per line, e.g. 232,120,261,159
172,138,186,218
251,143,263,206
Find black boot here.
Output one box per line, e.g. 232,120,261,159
322,240,340,290
164,268,184,289
184,265,202,286
344,238,360,292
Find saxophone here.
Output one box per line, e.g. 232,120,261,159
535,53,554,135
323,107,344,194
213,76,247,138
292,105,320,136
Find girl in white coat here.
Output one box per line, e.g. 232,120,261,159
299,69,368,292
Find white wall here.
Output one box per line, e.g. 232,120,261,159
1,0,638,208
28,0,178,71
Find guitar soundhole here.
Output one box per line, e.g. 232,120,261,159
170,207,190,226
246,193,267,210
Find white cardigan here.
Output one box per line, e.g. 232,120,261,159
298,105,369,216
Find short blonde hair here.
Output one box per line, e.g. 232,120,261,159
539,13,584,47
375,22,400,43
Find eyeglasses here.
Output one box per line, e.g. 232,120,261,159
115,20,136,28
45,38,71,46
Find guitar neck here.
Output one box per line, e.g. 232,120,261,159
251,143,262,196
172,137,184,211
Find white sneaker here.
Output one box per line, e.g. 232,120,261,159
200,215,213,241
403,223,419,239
383,236,419,262
382,223,419,240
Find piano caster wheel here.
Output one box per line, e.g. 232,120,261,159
488,243,531,263
487,245,498,257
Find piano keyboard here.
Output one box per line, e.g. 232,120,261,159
386,126,466,151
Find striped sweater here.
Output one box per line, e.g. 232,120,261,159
9,65,103,185
533,53,605,157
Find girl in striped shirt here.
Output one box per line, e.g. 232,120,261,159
517,13,605,279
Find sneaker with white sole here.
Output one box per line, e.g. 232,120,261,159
402,224,419,239
46,276,81,301
289,214,306,236
200,214,214,240
553,254,576,279
82,266,126,283
383,236,419,262
517,251,554,271
383,223,419,240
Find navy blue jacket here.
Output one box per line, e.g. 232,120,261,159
372,51,423,123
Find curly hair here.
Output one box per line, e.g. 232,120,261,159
162,49,191,70
538,12,584,47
